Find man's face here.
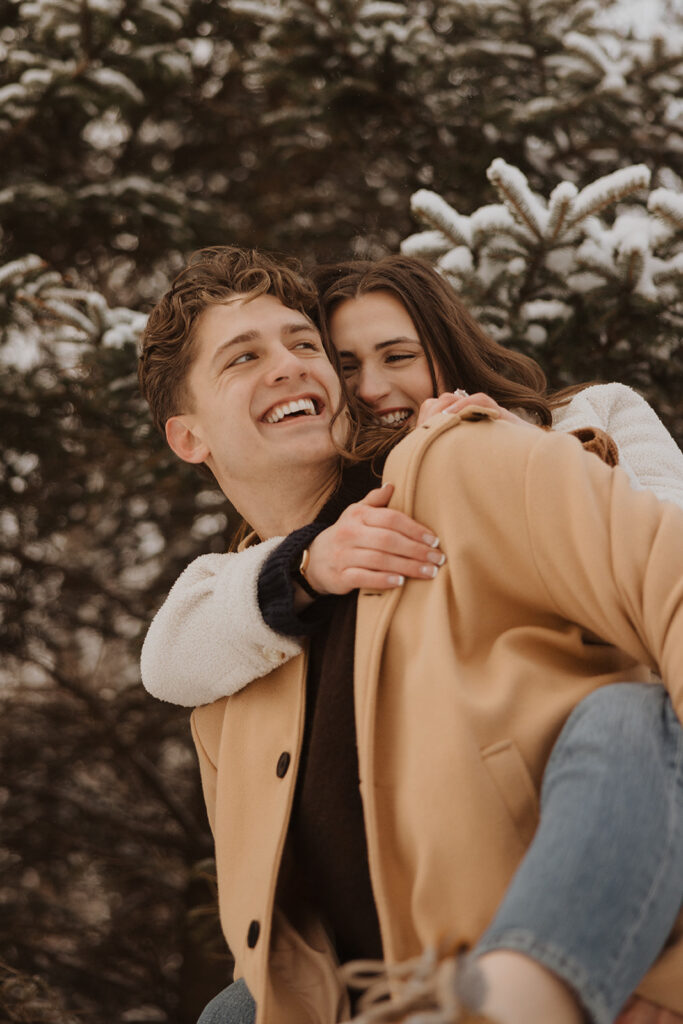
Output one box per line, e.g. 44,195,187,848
171,293,343,492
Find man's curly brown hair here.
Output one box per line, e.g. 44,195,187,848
138,245,325,435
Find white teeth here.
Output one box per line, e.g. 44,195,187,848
265,397,317,424
379,409,412,426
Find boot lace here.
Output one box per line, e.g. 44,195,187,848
340,947,491,1024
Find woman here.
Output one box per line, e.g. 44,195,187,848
317,256,683,498
140,253,683,1024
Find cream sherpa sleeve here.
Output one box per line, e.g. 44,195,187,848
140,537,303,707
551,382,683,510
143,383,683,708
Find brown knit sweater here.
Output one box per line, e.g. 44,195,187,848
258,461,384,966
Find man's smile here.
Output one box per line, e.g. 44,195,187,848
261,394,325,424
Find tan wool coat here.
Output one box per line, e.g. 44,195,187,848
191,409,683,1024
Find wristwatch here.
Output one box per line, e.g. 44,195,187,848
293,546,320,598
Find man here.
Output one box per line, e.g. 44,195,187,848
139,246,683,1024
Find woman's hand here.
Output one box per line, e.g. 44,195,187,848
416,391,534,428
616,997,683,1023
302,483,445,596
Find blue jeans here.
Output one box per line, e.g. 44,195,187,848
197,683,683,1024
475,682,683,1024
196,977,255,1024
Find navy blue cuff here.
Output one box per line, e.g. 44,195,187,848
257,523,338,636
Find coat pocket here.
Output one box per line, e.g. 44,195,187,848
481,740,539,847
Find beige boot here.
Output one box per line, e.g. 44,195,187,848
340,948,498,1024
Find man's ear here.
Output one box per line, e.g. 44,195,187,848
165,415,210,464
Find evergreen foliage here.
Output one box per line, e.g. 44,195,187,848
404,161,683,437
1,0,681,1020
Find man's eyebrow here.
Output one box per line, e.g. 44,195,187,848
283,321,318,337
210,320,317,368
338,336,420,358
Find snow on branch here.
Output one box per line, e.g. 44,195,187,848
86,0,126,12
438,246,474,279
359,2,408,22
469,204,517,247
138,0,186,32
0,83,30,109
0,253,145,357
653,253,683,284
546,181,578,240
20,0,80,30
616,240,647,291
520,299,573,323
400,230,452,257
227,0,285,23
409,190,473,248
38,298,100,336
450,40,535,61
563,31,629,92
648,188,683,231
402,160,681,351
0,255,46,289
511,96,560,123
569,165,651,226
85,68,145,105
486,159,548,239
100,308,148,350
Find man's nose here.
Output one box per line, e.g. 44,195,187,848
357,363,390,405
267,344,308,383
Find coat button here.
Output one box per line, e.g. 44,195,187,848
247,920,260,948
260,646,287,665
276,752,291,778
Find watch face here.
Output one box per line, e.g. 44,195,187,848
296,547,319,598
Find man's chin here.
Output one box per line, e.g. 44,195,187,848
270,428,339,466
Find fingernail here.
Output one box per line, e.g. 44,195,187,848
388,575,405,586
427,551,446,566
423,533,440,547
420,564,439,578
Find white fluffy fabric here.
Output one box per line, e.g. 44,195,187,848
140,536,303,706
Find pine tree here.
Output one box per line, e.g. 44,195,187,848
0,256,236,1022
403,160,683,438
206,0,683,256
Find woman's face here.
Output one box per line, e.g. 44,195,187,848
327,291,444,428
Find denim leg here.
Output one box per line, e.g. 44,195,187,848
474,682,683,1024
196,978,256,1024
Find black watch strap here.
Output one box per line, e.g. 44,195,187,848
292,547,320,598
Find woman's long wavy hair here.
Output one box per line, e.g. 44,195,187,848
315,255,590,461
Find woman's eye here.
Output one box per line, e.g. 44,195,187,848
385,352,415,364
295,340,319,351
341,363,358,376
